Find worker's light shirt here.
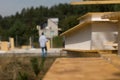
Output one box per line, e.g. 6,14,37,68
39,35,47,47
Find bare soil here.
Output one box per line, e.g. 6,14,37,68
0,55,56,80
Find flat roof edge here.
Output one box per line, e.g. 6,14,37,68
60,20,113,36
71,1,120,5
60,21,90,36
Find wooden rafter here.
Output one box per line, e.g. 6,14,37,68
71,0,120,5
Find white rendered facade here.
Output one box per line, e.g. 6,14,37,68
63,12,118,50
65,25,91,50
39,18,59,38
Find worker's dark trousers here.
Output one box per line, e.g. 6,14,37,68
41,47,47,57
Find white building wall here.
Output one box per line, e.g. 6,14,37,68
91,13,109,21
91,22,118,50
44,18,59,38
65,25,91,50
47,18,58,37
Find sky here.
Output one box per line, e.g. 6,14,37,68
0,0,71,17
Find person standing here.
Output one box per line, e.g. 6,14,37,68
39,32,48,57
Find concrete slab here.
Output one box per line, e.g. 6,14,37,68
43,58,120,80
6,48,63,54
0,48,66,57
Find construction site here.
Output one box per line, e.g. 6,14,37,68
1,0,120,80
43,0,120,80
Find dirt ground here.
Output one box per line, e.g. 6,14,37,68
0,55,56,80
0,52,120,80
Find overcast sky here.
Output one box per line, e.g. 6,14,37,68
0,0,71,17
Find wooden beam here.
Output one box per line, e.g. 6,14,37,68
43,58,120,80
60,21,91,36
102,12,120,20
71,1,120,5
63,48,99,52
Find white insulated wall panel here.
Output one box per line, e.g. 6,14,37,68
91,22,118,50
65,25,91,50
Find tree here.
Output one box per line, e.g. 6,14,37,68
0,3,119,46
59,15,79,32
9,20,27,45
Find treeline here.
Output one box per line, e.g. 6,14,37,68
0,3,120,46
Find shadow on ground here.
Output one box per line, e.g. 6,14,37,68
66,51,100,57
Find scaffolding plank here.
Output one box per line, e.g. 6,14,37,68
71,1,120,5
43,58,120,80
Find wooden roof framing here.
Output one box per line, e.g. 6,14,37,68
60,12,118,36
60,21,91,36
102,12,120,20
71,0,120,5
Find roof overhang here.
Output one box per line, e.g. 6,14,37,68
60,21,91,36
60,20,118,36
71,0,120,5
